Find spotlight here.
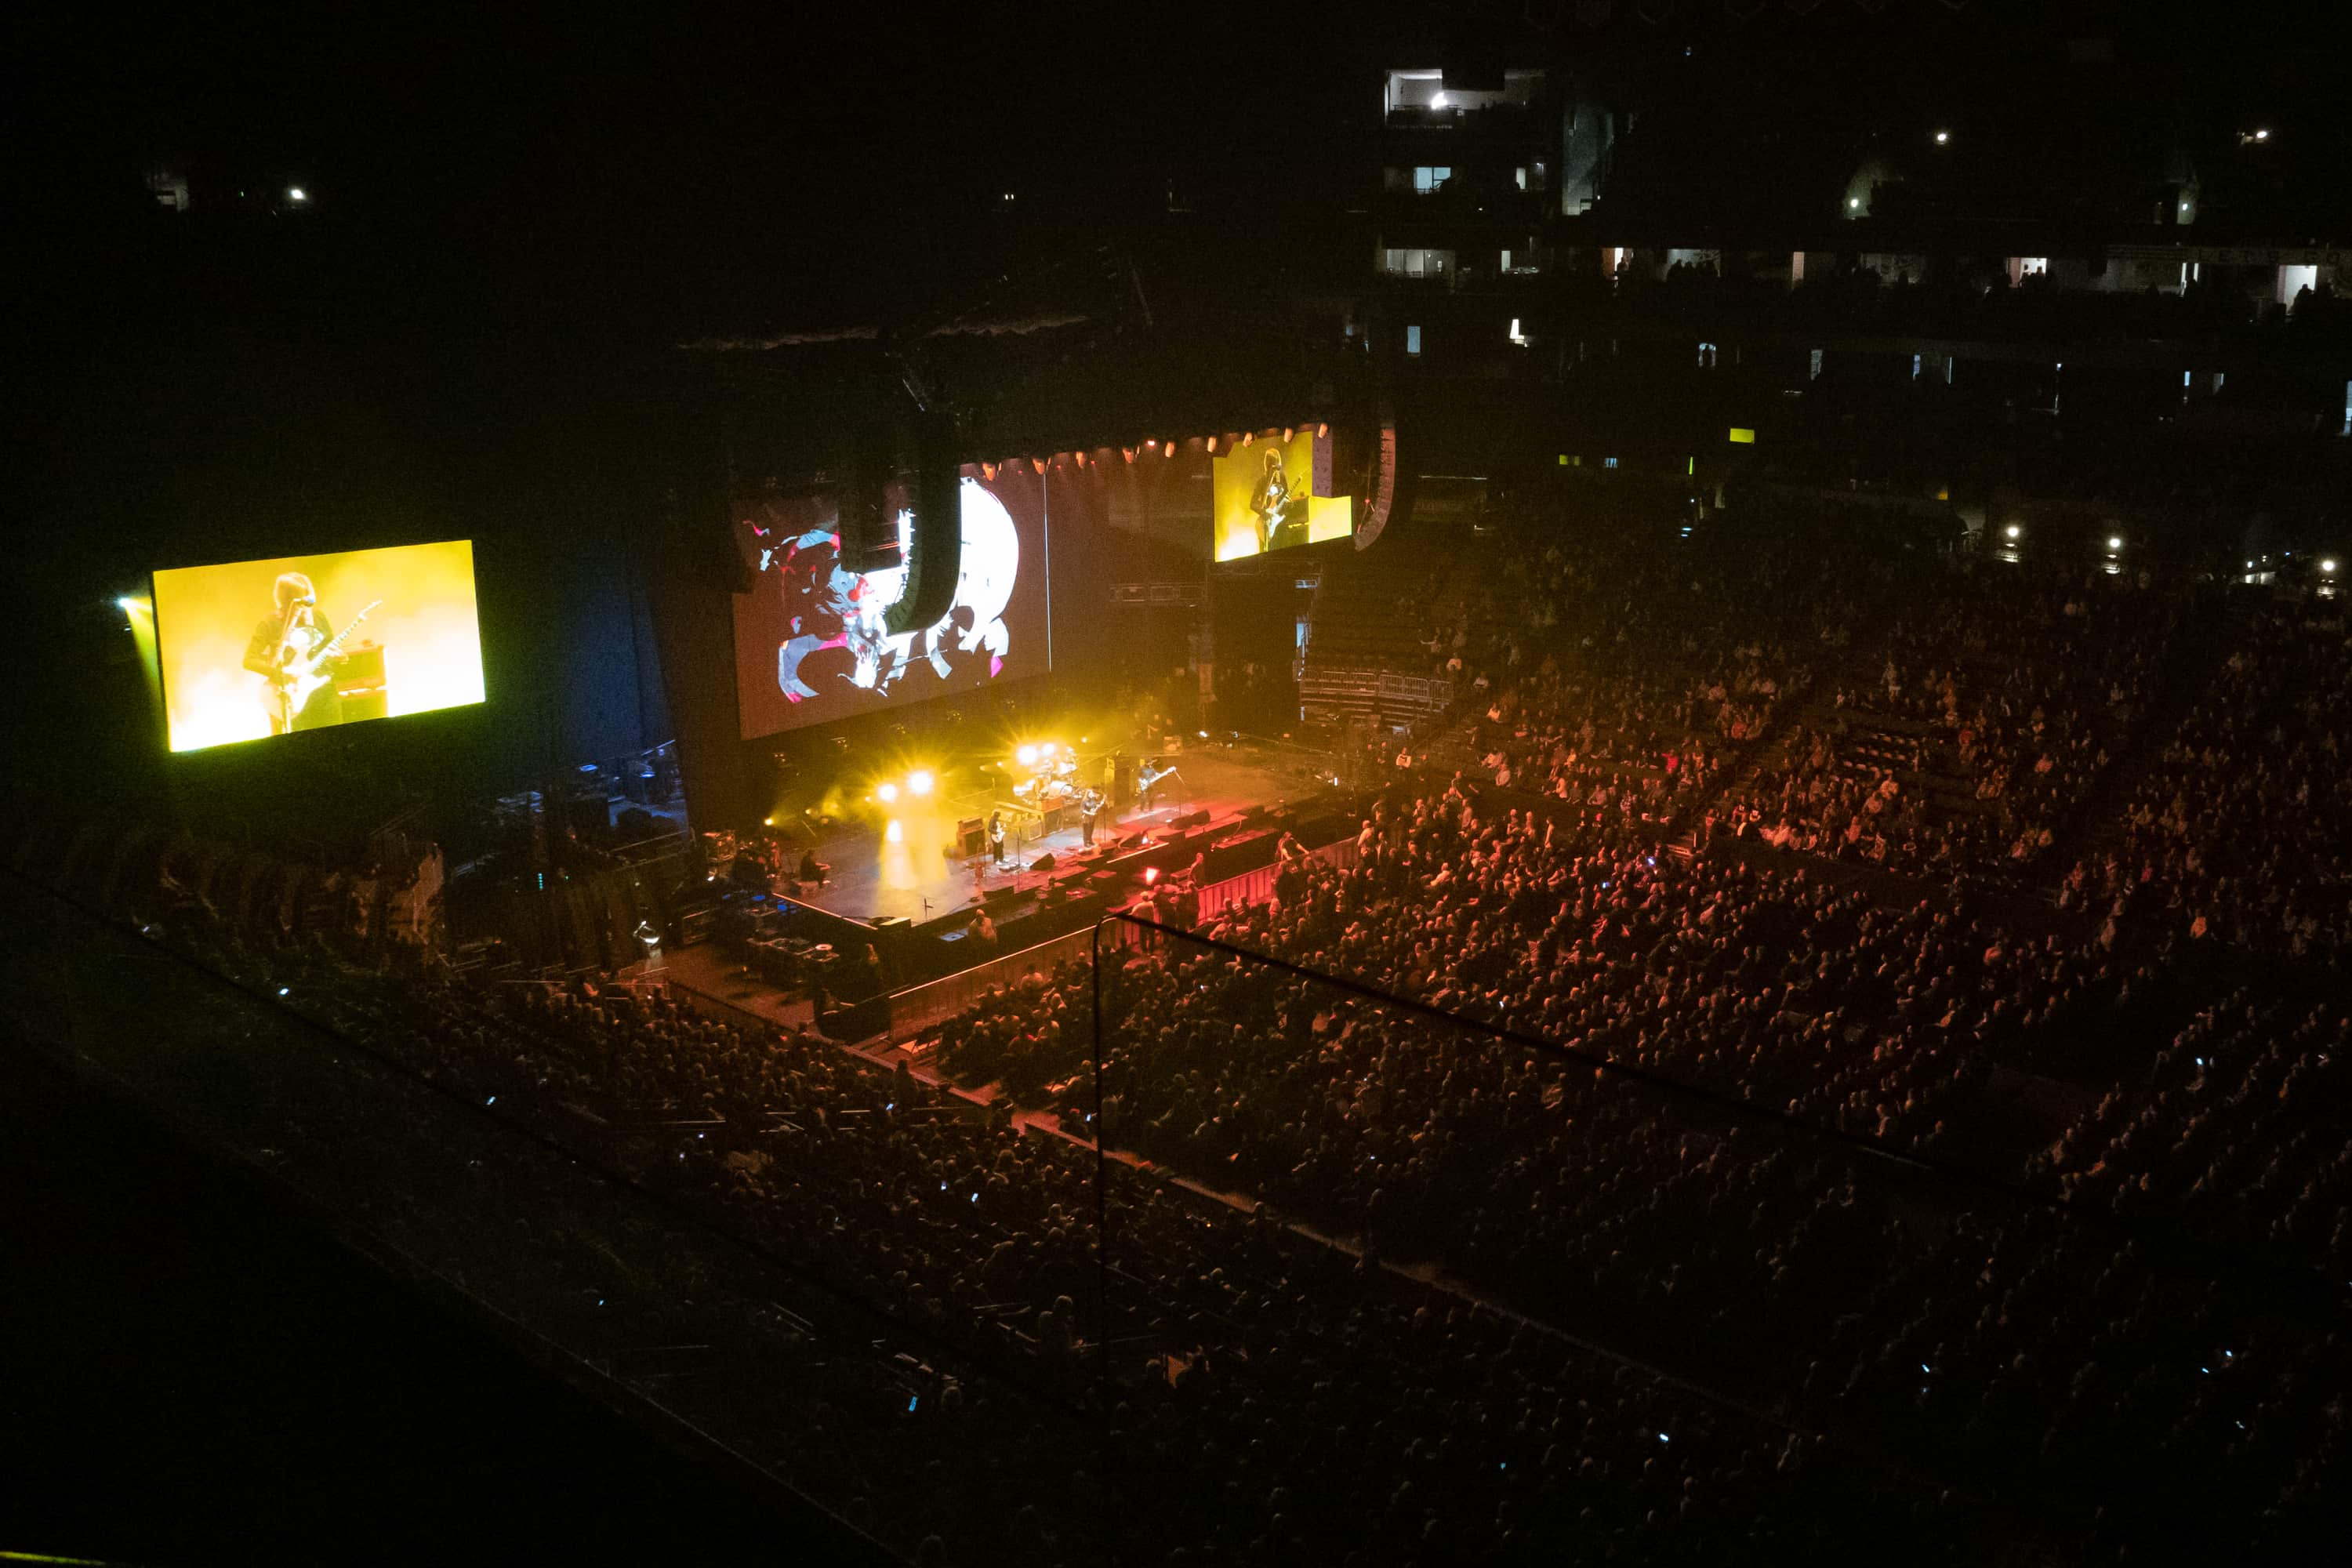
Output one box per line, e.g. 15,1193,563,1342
2004,524,2022,539
1016,744,1040,768
906,768,935,796
2323,560,2338,574
1933,130,1949,145
1040,742,1058,757
1283,427,1294,444
287,186,307,202
1241,431,1254,445
877,781,901,804
1204,437,1218,455
2253,128,2270,141
885,818,904,842
1142,866,1160,884
2107,536,2123,552
1317,422,1329,437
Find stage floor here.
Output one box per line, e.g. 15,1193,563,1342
784,743,1334,926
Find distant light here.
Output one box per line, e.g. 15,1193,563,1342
1143,867,1160,884
2005,524,2022,539
2253,128,2270,142
1848,197,1861,209
1283,427,1294,443
876,781,900,804
2107,536,2124,551
906,768,935,796
287,187,307,202
278,987,290,997
2323,560,2339,574
1933,130,1950,145
764,815,775,826
1317,422,1329,437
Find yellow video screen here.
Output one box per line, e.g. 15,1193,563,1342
151,541,485,753
1212,429,1355,561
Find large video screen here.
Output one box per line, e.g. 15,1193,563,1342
152,541,486,753
732,468,1049,739
1212,429,1356,562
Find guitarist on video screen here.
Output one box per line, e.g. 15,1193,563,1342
241,572,372,734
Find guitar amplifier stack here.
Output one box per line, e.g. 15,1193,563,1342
333,643,388,723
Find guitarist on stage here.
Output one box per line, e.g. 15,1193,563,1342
242,572,344,733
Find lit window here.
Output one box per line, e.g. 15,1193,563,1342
1603,456,1618,469
1406,325,1422,357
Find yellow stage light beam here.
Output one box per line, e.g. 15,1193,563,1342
877,781,900,804
906,768,935,797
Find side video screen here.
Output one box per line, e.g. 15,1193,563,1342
1212,428,1355,562
152,540,486,753
731,469,1049,739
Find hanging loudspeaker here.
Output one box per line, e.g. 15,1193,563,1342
885,409,962,636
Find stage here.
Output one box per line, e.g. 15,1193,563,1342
772,742,1338,927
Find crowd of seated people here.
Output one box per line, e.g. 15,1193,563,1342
15,809,1995,1566
1711,568,2178,880
2065,603,2352,964
921,779,2347,1559
19,501,2352,1563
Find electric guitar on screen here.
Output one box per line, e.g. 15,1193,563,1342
274,599,383,727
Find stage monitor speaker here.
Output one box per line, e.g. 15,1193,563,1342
1171,809,1211,829
1029,853,1057,873
873,915,912,934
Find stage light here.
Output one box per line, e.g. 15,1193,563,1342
2004,524,2022,539
1283,427,1294,444
1040,742,1058,757
1933,130,1949,145
1143,866,1160,884
886,818,904,842
764,815,775,826
906,768,935,796
1849,197,1861,209
288,186,307,202
1241,431,1253,445
1123,447,1135,463
1204,437,1217,455
1163,440,1174,456
877,781,901,804
2253,128,2270,142
1016,744,1040,767
2323,559,2338,574
1317,422,1329,437
2107,536,2123,551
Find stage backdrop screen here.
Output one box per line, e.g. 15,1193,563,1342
152,541,485,753
732,468,1049,739
1212,429,1355,562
